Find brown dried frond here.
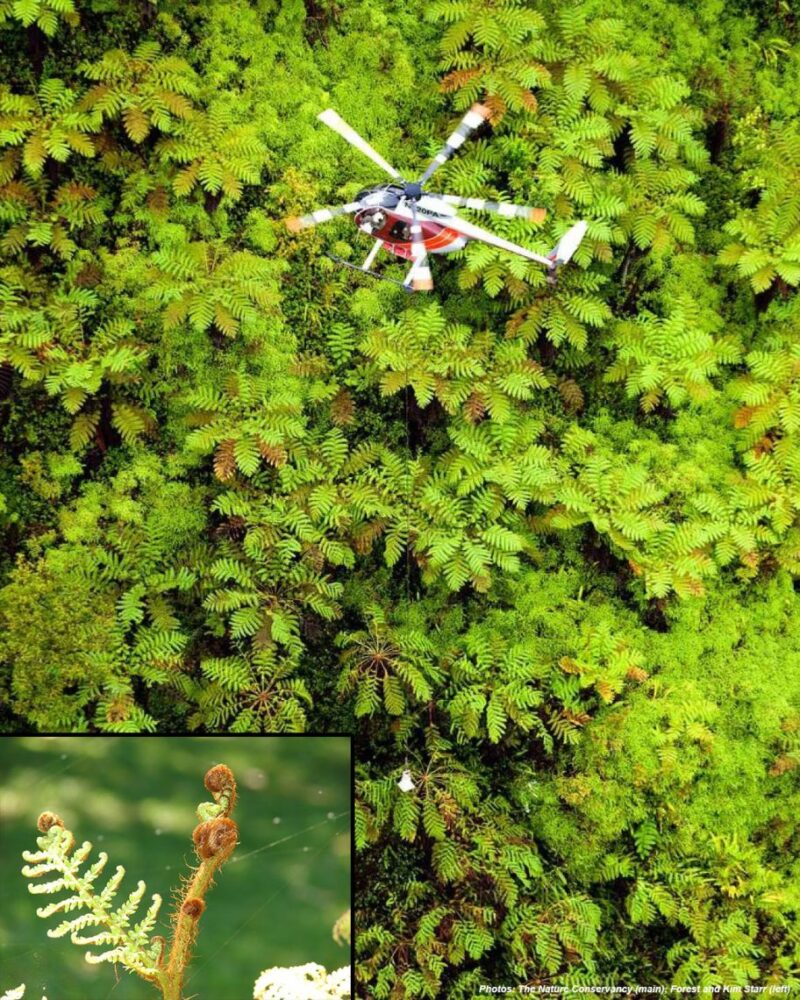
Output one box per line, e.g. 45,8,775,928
258,441,288,467
563,709,591,727
753,435,774,457
214,515,246,541
440,68,481,93
146,186,169,215
464,391,487,424
505,312,525,337
769,755,798,777
558,377,584,414
437,791,460,828
74,262,103,288
2,180,35,204
54,181,97,204
107,698,131,722
213,439,236,482
595,679,615,703
733,405,755,429
484,94,506,124
352,519,387,555
330,388,356,426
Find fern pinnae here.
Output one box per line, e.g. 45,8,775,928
21,813,163,979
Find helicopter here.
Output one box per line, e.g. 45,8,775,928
285,104,588,292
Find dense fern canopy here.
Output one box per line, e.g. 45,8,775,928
1,0,799,994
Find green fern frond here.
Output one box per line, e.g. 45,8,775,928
21,817,163,978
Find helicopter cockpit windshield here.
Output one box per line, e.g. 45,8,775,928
356,184,403,209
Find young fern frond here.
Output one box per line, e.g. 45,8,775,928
21,814,163,979
20,768,242,1000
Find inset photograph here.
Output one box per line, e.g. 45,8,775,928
0,736,351,1000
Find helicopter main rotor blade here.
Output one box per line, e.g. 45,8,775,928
437,195,546,223
550,220,588,265
418,103,491,186
408,199,433,292
318,109,401,180
394,204,554,268
285,201,364,232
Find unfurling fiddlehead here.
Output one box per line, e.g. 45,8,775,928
21,812,164,980
20,764,239,1000
199,762,237,818
192,816,239,859
163,764,239,1000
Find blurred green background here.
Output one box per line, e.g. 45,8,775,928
0,736,351,1000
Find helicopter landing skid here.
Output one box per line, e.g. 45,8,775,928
325,253,412,292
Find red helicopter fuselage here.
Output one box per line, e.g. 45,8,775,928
354,206,468,259
353,185,468,260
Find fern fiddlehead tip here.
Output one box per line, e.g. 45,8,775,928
192,816,238,861
204,763,235,794
36,812,64,833
200,763,237,817
180,898,205,919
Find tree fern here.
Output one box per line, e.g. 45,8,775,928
0,0,77,35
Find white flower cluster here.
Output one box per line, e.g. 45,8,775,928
253,963,352,1000
1,987,47,1000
